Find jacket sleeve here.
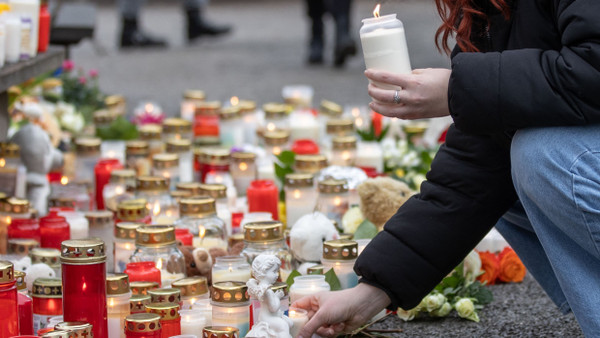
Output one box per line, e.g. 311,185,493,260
449,0,600,134
354,125,518,310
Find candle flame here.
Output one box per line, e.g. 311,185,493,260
342,151,351,161
293,189,301,199
109,298,115,307
356,117,364,127
272,146,281,156
266,123,276,131
373,4,381,17
115,186,124,195
5,216,11,225
239,162,248,171
152,201,161,216
230,96,240,106
351,107,360,117
334,196,342,206
166,209,173,217
0,158,5,168
199,226,206,239
60,176,69,185
82,282,87,291
156,259,163,270
145,103,154,113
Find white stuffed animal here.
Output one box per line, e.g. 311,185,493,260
13,256,56,292
290,212,340,263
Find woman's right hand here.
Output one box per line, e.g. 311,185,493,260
292,283,391,338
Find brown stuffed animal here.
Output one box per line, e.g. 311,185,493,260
177,243,229,285
357,176,414,228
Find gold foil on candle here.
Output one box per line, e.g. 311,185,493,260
176,182,203,196
130,293,152,312
126,140,150,156
110,169,136,184
30,247,61,267
14,270,26,290
148,287,182,304
244,221,284,242
307,265,325,275
170,190,192,202
125,313,162,333
152,153,179,169
319,100,343,117
166,139,192,153
131,281,160,295
211,281,250,304
115,222,144,240
194,136,221,147
198,183,227,199
239,100,257,113
162,117,192,134
145,302,181,320
32,278,62,298
318,179,348,194
184,89,206,101
284,173,314,188
179,197,217,217
54,322,93,336
220,106,242,120
195,101,222,116
271,281,288,296
0,142,20,158
136,176,169,192
48,196,76,209
294,154,328,174
171,276,209,297
199,148,231,165
84,210,114,227
41,330,75,338
263,130,290,146
107,273,130,295
326,119,354,135
323,239,358,260
339,233,353,240
263,103,290,119
60,238,106,264
332,136,358,150
74,137,101,154
136,225,176,247
93,109,118,126
231,152,256,164
139,124,163,141
228,233,244,250
1,197,29,213
8,238,39,255
203,326,240,338
0,260,13,282
117,200,149,221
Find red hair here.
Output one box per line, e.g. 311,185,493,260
435,0,510,54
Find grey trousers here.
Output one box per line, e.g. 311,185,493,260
119,0,207,19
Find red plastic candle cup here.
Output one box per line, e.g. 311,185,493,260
125,313,162,338
95,158,123,210
8,218,41,242
292,139,320,155
0,261,19,337
38,2,50,53
247,180,279,220
193,109,220,138
145,303,181,338
39,211,70,250
61,239,108,338
32,278,62,334
125,262,162,286
174,228,193,246
201,163,229,184
231,212,244,234
17,290,33,335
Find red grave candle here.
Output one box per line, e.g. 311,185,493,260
174,228,193,246
32,278,62,334
292,139,320,155
0,261,19,337
39,211,70,250
125,262,162,286
247,180,279,220
38,1,50,53
61,239,108,338
18,291,33,335
8,218,41,242
125,313,162,338
145,303,181,338
193,104,220,138
95,158,124,210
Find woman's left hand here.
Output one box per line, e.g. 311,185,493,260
365,68,451,120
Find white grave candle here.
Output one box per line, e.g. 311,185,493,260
288,307,309,338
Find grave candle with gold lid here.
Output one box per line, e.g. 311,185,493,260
317,179,349,226
173,197,227,250
152,154,180,190
54,322,94,337
139,124,165,157
107,273,131,338
211,282,250,337
163,118,192,142
166,139,193,183
130,293,151,314
126,140,151,176
171,276,209,310
145,302,181,338
32,277,62,334
321,239,359,289
125,313,162,338
0,261,18,336
230,152,256,197
114,222,145,273
293,154,328,175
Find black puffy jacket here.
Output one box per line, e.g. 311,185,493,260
354,0,600,310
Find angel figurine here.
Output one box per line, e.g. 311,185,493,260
246,254,293,338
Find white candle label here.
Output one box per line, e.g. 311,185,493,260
33,313,53,334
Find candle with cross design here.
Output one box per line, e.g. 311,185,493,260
107,273,132,338
0,261,18,337
32,277,63,333
145,302,181,338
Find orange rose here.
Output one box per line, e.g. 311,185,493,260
477,251,500,285
498,247,526,283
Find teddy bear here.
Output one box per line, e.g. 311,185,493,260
357,176,414,229
177,242,244,285
290,211,340,263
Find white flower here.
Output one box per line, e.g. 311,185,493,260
455,298,480,322
412,174,427,190
430,302,452,317
423,293,447,312
397,307,419,321
60,109,84,133
463,250,482,283
341,207,364,234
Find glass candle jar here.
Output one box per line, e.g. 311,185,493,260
180,89,205,121
163,118,193,142
293,154,328,175
171,277,209,310
0,261,18,336
0,142,27,199
211,282,250,337
54,322,94,337
149,288,182,307
317,179,349,226
288,275,330,304
103,169,136,212
174,197,227,250
263,130,290,157
230,152,257,197
145,302,181,338
39,210,70,251
198,184,231,236
247,180,279,220
193,101,221,138
8,217,40,242
30,248,61,275
32,278,63,334
57,210,89,240
8,238,39,257
135,176,175,224
262,103,290,133
125,313,162,338
73,137,101,185
116,200,152,225
198,149,231,184
326,118,355,139
284,174,317,228
95,158,124,210
192,299,212,327
151,153,180,190
130,294,151,314
211,256,251,284
219,106,245,148
0,197,31,254
126,141,152,176
250,282,288,327
241,221,293,281
202,326,240,338
60,238,108,338
166,139,193,183
330,136,357,167
107,273,131,338
130,281,160,296
288,307,309,338
239,100,258,146
85,211,115,272
321,239,359,290
179,308,207,335
175,182,203,197
131,225,186,287
40,329,74,337
139,124,165,157
100,140,126,166
317,100,343,136
114,222,144,273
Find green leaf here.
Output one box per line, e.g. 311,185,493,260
324,269,342,291
274,163,294,182
276,150,296,166
376,124,391,141
353,219,378,239
285,270,302,289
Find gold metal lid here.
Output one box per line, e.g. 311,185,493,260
211,281,250,304
110,169,136,184
136,225,176,247
107,273,130,295
30,247,61,267
239,100,257,113
15,270,26,290
284,173,314,187
403,121,429,135
179,197,217,217
162,118,192,134
263,103,289,119
152,153,179,169
54,322,93,336
228,233,244,249
322,239,358,260
74,137,101,154
198,148,230,165
130,294,151,312
231,152,256,163
326,119,354,135
198,184,227,199
271,282,288,296
145,302,181,320
1,197,29,213
0,261,14,283
294,154,328,174
85,211,114,227
332,136,357,150
93,109,117,125
319,100,343,117
130,281,160,295
165,139,191,153
41,78,63,89
171,276,209,297
339,233,353,240
194,136,221,147
32,278,62,298
125,313,162,333
148,288,181,304
184,89,206,101
126,140,150,156
244,221,284,242
203,326,240,338
8,238,39,255
263,130,290,146
195,101,222,116
105,94,126,108
138,124,163,141
170,190,192,201
117,200,149,221
318,179,349,194
307,265,325,275
48,196,76,209
136,176,169,192
61,238,106,264
176,182,203,196
219,106,242,120
0,142,20,158
41,330,75,338
115,222,144,240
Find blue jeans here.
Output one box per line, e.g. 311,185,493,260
495,125,600,337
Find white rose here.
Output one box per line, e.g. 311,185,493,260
423,293,446,312
430,302,452,317
341,207,364,234
397,307,419,321
463,250,482,283
454,298,480,322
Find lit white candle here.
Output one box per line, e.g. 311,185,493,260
355,141,384,173
321,240,359,290
284,174,317,228
179,309,207,334
289,111,320,142
288,307,309,338
211,256,252,284
289,275,331,304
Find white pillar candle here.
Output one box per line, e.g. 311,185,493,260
288,307,309,338
179,309,207,335
282,85,314,108
321,240,359,290
212,305,250,337
289,111,320,142
284,174,317,229
101,140,126,165
59,211,89,239
193,299,213,327
355,141,384,173
212,256,252,284
107,292,131,338
289,275,331,304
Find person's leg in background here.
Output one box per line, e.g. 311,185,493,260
184,0,232,42
119,0,167,48
305,0,326,64
327,0,356,67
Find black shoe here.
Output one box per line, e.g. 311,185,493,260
120,18,167,48
308,38,324,64
334,36,357,67
187,8,232,41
